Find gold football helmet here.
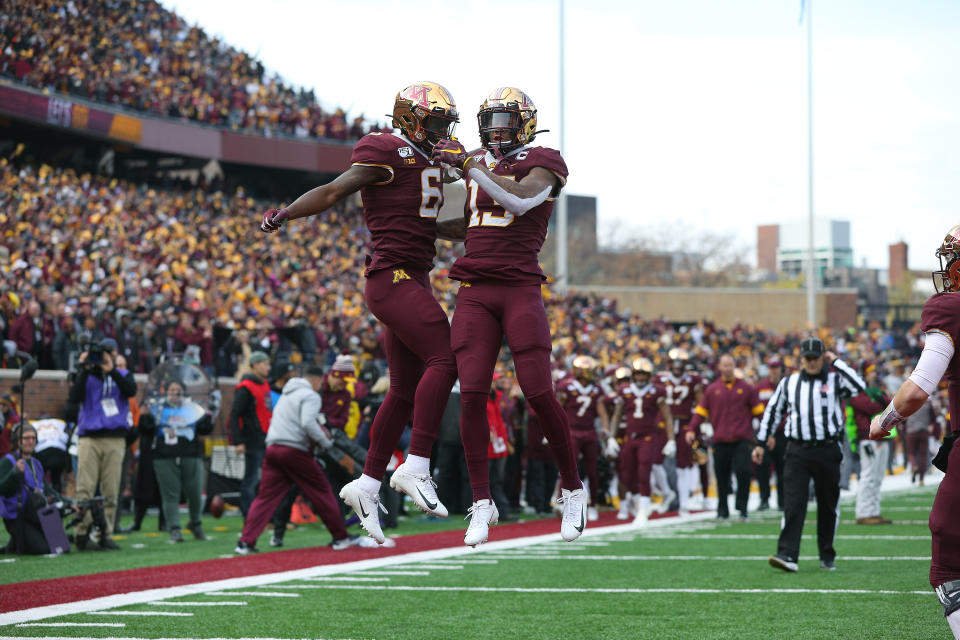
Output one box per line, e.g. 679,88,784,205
572,355,597,382
933,223,960,293
668,348,689,376
392,82,459,151
614,366,631,382
478,87,538,152
633,358,653,377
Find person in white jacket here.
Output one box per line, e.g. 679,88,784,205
234,366,372,554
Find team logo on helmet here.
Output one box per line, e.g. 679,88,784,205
392,81,459,152
933,223,960,293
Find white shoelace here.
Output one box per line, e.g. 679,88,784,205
465,502,490,526
558,491,584,524
357,487,389,515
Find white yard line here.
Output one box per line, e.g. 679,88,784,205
146,602,247,606
14,623,125,628
202,592,299,598
638,534,930,540
87,611,193,617
389,565,464,570
269,584,933,596
303,577,391,582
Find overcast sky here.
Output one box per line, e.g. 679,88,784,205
166,0,959,271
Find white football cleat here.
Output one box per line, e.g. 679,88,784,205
389,463,448,517
616,494,631,520
656,489,677,514
587,506,599,522
558,487,588,542
339,479,387,544
464,499,499,547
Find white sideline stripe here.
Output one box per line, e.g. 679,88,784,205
433,559,499,565
146,601,247,606
1,638,358,640
279,584,933,596
0,509,729,626
304,577,391,582
87,611,193,617
639,534,930,541
390,565,464,570
203,592,300,598
0,559,15,564
14,623,126,628
478,554,930,562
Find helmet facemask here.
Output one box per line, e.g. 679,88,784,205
932,225,960,293
479,109,523,153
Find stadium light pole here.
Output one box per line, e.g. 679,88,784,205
805,0,816,328
555,0,569,294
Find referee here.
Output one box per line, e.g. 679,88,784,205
753,337,867,572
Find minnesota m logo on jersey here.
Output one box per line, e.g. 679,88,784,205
393,269,411,284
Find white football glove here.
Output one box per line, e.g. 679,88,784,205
604,437,621,458
662,440,677,457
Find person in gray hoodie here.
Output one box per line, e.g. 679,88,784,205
234,365,371,554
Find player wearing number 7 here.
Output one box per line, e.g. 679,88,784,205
431,87,586,547
258,82,460,544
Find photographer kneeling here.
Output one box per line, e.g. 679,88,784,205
0,424,56,554
69,339,137,550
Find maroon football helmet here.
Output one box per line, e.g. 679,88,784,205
933,223,960,293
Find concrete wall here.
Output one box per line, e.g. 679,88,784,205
575,286,858,331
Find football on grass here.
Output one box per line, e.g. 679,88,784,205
209,494,225,518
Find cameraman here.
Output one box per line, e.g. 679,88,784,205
68,338,137,550
0,424,55,554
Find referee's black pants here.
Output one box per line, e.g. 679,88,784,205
777,440,842,563
714,441,752,519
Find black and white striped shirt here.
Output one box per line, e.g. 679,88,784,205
757,358,866,442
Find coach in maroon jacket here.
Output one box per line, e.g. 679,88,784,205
687,354,765,520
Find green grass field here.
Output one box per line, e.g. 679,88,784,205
0,485,946,640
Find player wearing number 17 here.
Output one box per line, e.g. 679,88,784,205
431,87,586,547
258,82,460,544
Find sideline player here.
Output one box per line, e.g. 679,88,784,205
610,358,675,523
431,87,586,546
657,349,702,514
259,83,460,543
869,224,960,638
557,355,610,521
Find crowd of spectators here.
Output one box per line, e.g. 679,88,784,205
0,152,928,387
0,0,381,141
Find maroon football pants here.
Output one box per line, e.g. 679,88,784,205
362,267,457,480
619,434,666,497
239,445,347,546
452,282,580,500
570,429,600,506
930,440,960,588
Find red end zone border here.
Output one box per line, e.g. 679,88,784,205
0,510,709,624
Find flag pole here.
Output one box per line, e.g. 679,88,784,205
556,0,568,293
805,0,816,328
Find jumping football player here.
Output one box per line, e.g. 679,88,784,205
259,82,460,544
431,87,587,546
869,224,960,639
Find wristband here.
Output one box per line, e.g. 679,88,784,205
876,401,905,434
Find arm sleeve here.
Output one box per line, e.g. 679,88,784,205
195,413,214,437
300,393,325,443
68,370,90,404
466,168,551,216
909,331,955,395
832,358,867,396
850,392,887,416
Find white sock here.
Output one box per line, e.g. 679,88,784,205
638,495,651,515
358,473,382,495
948,609,960,639
403,454,430,476
677,467,692,510
652,465,669,496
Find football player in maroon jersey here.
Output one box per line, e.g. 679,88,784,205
870,223,960,638
431,87,587,546
657,349,703,515
556,355,610,521
258,82,461,544
610,358,675,523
